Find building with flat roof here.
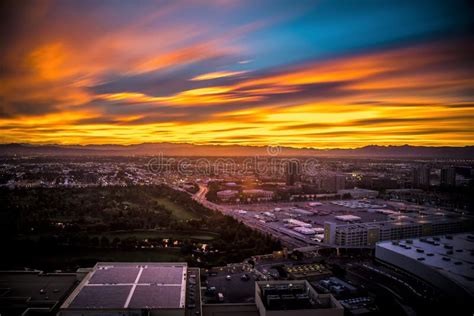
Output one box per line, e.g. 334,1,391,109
59,262,196,316
294,227,318,235
375,233,474,303
312,277,359,299
0,270,77,316
202,277,342,316
324,215,472,248
242,189,274,200
217,190,239,201
284,264,332,281
255,280,343,316
334,215,361,222
284,218,312,228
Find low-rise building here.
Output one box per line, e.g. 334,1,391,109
314,277,358,297
294,227,317,235
59,262,195,316
0,270,77,316
334,215,361,222
243,189,274,200
284,264,332,281
217,190,239,201
284,218,312,228
202,279,342,316
255,280,343,316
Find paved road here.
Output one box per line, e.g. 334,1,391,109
189,184,305,249
165,182,310,249
194,184,208,201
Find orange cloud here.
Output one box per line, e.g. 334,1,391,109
191,70,248,81
133,43,228,74
1,35,473,148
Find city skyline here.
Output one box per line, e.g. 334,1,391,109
1,0,473,148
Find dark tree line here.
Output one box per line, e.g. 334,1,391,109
0,185,281,269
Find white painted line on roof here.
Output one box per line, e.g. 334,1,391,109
124,266,144,308
180,268,187,308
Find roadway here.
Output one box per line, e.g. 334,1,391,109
190,184,306,249
165,183,311,249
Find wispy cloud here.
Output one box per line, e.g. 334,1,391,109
191,71,248,81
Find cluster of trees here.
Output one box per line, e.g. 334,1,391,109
0,185,281,269
1,185,178,235
204,181,221,202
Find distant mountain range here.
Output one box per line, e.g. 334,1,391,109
0,143,473,158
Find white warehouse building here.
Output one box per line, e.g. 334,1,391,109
285,219,312,228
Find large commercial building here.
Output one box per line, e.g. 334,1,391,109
375,233,474,303
59,262,199,316
324,215,472,247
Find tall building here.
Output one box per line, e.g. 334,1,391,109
334,174,346,191
285,160,300,185
320,173,346,193
440,167,456,187
321,176,336,192
413,165,430,188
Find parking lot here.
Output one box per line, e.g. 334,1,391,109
229,199,449,247
204,266,257,304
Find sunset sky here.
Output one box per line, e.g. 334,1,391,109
1,0,473,148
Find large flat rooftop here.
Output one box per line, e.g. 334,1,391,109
230,199,472,248
0,271,77,316
61,262,187,310
376,233,474,296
